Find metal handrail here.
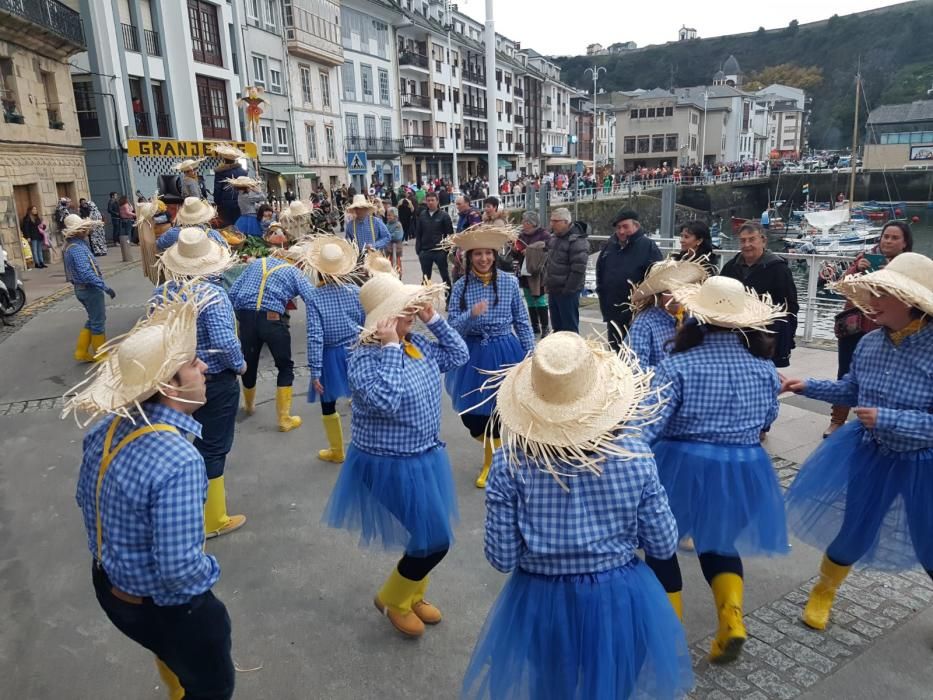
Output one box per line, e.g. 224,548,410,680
0,0,85,47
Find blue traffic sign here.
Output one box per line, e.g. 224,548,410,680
575,160,585,175
347,150,368,174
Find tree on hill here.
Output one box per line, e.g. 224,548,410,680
744,64,823,92
879,61,933,105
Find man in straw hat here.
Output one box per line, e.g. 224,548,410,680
211,143,248,227
461,332,692,699
323,272,468,639
65,294,235,700
641,276,790,665
278,199,314,241
157,197,226,251
302,235,364,464
782,252,933,632
174,157,206,199
344,193,391,253
442,222,535,489
62,214,116,363
228,243,317,432
153,228,247,539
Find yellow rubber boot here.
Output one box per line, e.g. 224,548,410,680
667,591,684,622
709,573,747,664
474,437,501,489
802,555,852,631
74,328,93,362
89,333,108,362
204,476,246,539
242,386,256,416
276,386,302,432
374,569,424,638
318,413,345,463
411,575,442,625
154,658,184,700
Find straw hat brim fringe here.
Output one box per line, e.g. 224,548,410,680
630,258,709,308
156,242,239,282
63,220,104,238
831,270,933,318
358,281,447,344
224,177,262,191
175,203,217,226
672,283,787,331
212,144,247,160
363,249,398,277
440,223,519,254
174,158,205,172
301,234,362,284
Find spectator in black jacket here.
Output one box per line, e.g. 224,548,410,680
414,190,454,293
720,222,799,367
544,207,589,333
595,209,662,349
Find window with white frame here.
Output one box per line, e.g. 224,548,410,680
252,55,266,88
276,123,289,154
247,0,260,23
381,117,392,141
320,70,331,108
299,65,312,104
345,113,359,137
263,0,277,30
360,64,373,103
342,61,355,100
260,122,274,154
269,59,283,94
324,124,336,161
306,122,317,160
378,68,390,105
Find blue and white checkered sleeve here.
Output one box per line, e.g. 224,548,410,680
349,346,405,416
201,293,244,372
71,248,108,289
156,227,180,251
207,229,229,248
628,316,654,369
484,452,523,573
641,361,680,445
510,280,536,354
633,455,678,559
423,316,470,373
445,279,475,336
764,367,781,428
307,299,324,379
876,405,933,444
374,218,391,250
803,370,859,407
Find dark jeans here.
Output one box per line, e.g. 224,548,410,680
193,370,240,479
92,563,234,700
548,291,581,333
237,310,294,388
836,331,865,380
74,286,107,334
418,250,451,289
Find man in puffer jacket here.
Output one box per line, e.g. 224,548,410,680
544,207,589,333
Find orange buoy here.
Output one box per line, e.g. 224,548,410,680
911,216,920,223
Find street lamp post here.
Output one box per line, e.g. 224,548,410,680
584,65,606,167
445,1,458,191
484,0,497,190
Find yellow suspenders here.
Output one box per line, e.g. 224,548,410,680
254,257,291,310
95,417,179,561
352,217,376,246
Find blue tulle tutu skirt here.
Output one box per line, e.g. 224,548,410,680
235,215,262,236
785,422,933,570
445,334,526,415
654,439,789,557
322,444,458,556
462,560,693,700
307,344,351,403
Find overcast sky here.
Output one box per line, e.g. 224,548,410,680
455,0,899,56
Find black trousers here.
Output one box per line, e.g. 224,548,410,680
418,250,451,288
92,563,234,700
397,549,449,581
460,413,501,439
236,309,294,388
193,370,240,479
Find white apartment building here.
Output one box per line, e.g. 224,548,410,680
595,106,616,167
526,50,573,165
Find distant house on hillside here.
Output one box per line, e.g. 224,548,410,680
586,43,607,56
678,25,697,41
608,41,637,54
713,55,743,88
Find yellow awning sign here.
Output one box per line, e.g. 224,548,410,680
128,139,258,159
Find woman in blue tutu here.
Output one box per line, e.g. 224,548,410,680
303,235,364,464
627,257,707,370
323,273,468,638
444,223,535,488
462,332,692,700
642,276,790,664
224,176,265,237
782,251,933,631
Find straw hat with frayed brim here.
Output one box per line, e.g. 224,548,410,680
345,194,376,213
364,249,398,278
279,201,311,220
62,287,213,426
358,274,446,344
831,252,933,317
480,332,662,487
673,276,787,331
62,214,103,238
630,258,709,306
174,158,206,173
212,143,247,160
442,222,518,253
302,235,361,283
224,176,263,191
174,197,217,226
270,243,307,263
157,227,238,281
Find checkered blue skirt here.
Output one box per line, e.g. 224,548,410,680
445,334,526,415
307,344,351,404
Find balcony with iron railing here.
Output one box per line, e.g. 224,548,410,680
345,136,404,154
0,0,85,54
462,68,485,84
515,142,524,152
463,138,487,151
144,29,161,56
121,23,139,52
285,3,342,66
513,85,523,98
77,109,100,137
133,111,151,136
156,113,172,138
463,104,486,119
403,134,433,150
401,93,430,110
398,51,429,70
514,114,524,125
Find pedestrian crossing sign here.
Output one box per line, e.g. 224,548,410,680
347,150,368,175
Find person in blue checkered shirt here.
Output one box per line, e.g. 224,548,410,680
783,252,933,633
461,331,692,700
444,223,535,490
65,292,235,700
156,197,227,251
153,227,248,542
642,275,791,666
323,272,468,640
626,258,708,370
301,236,364,465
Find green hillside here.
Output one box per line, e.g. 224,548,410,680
554,2,933,149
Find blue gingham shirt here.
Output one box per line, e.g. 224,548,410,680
348,316,469,456
64,239,107,290
228,257,317,314
75,405,220,605
151,281,244,376
643,331,780,445
447,272,536,354
307,283,365,379
804,324,933,453
156,225,228,251
345,215,390,250
628,306,677,370
484,439,678,575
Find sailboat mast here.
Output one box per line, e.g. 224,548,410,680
848,68,861,204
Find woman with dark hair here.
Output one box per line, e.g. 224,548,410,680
21,205,46,268
672,221,719,274
256,203,275,236
642,276,790,665
445,224,535,488
823,221,913,436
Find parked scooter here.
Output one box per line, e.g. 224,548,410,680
0,247,26,323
